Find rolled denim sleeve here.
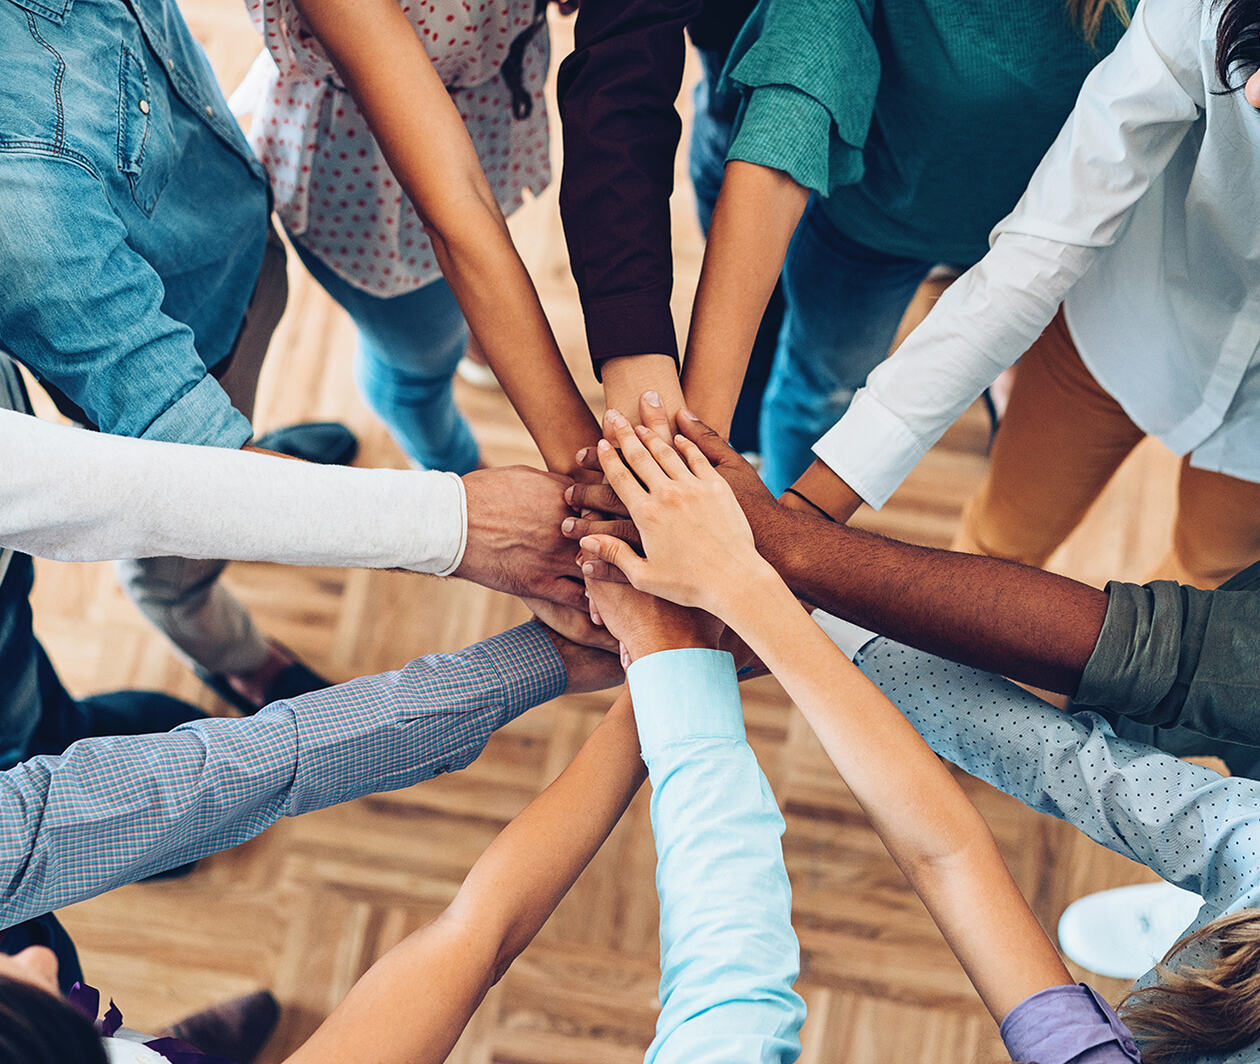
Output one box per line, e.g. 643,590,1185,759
628,649,805,1064
0,155,251,447
1075,566,1260,747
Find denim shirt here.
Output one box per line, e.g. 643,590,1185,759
0,0,265,446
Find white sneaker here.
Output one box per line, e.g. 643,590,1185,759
455,356,501,391
1057,882,1203,980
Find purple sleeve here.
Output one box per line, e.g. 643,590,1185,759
1000,984,1142,1064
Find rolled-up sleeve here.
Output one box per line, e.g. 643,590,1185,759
723,0,875,194
1076,570,1260,748
0,155,251,448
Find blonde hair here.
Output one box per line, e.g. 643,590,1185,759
1067,0,1131,42
1120,909,1260,1063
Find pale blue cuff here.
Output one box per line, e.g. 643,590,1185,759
141,374,253,449
627,649,742,755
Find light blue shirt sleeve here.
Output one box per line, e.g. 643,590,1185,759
850,638,1260,917
627,648,806,1064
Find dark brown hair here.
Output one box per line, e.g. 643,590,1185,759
0,974,108,1064
1216,0,1260,90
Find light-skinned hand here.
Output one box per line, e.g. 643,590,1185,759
577,408,776,617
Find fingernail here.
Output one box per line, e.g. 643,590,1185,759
564,485,575,503
576,447,588,462
582,562,595,575
597,439,612,451
635,424,650,436
579,535,596,549
607,409,628,426
644,390,661,407
678,406,698,421
562,517,575,533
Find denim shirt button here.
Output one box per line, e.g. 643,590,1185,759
167,58,175,70
204,105,214,117
138,99,150,115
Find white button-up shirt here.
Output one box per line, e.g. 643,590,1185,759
812,0,1260,509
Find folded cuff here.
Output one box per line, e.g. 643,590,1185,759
811,389,929,510
582,289,680,376
140,374,253,449
726,85,863,195
628,649,741,754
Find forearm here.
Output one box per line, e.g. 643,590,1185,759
601,354,684,432
293,0,597,474
286,695,644,1064
725,585,1069,1021
755,504,1106,695
427,217,600,471
680,162,808,436
0,411,466,574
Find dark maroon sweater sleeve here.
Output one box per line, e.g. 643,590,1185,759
557,0,702,374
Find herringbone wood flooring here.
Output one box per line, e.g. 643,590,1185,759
28,5,1190,1060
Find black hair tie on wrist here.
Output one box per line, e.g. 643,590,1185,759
782,487,836,522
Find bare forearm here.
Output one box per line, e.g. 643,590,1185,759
292,0,596,473
287,695,643,1064
755,506,1107,695
447,692,644,969
601,354,684,436
725,587,1071,1021
680,161,808,435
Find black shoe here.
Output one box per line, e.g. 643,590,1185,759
31,690,206,758
195,657,332,715
157,989,280,1064
253,421,358,466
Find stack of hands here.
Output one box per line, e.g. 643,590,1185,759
453,390,794,685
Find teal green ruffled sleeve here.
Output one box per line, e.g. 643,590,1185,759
722,0,879,193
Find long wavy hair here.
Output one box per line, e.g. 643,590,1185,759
1121,909,1260,1062
1067,0,1132,42
1216,0,1260,89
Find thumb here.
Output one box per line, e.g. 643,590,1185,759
578,534,646,585
677,407,734,464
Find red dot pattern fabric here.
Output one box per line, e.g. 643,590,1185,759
241,0,551,297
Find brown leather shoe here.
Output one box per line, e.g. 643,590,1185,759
157,989,279,1064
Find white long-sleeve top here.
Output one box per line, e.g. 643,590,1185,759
813,0,1260,508
0,408,467,577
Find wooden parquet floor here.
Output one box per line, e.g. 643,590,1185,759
27,5,1190,1061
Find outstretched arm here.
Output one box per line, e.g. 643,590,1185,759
291,0,599,473
285,693,645,1064
679,162,808,436
578,416,1074,1025
566,404,1106,695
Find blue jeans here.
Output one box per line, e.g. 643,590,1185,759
294,244,479,474
689,49,782,456
760,201,935,494
0,553,205,770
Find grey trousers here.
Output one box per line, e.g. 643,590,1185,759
113,227,290,676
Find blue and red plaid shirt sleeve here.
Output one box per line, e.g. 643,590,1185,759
0,622,564,926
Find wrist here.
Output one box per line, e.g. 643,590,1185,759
702,559,790,630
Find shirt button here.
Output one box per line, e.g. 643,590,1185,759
138,99,150,115
166,58,174,70
205,105,214,117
